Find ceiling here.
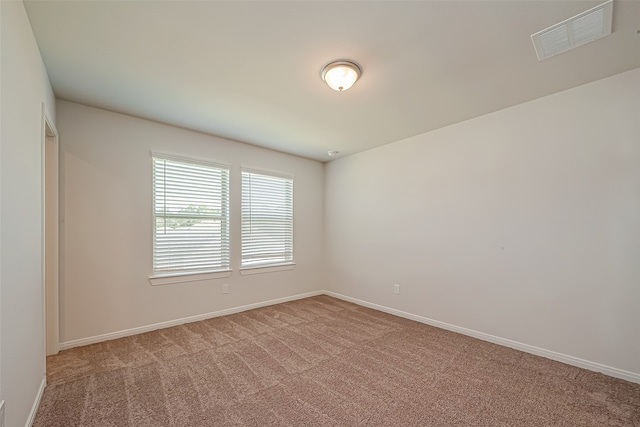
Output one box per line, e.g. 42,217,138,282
24,0,640,162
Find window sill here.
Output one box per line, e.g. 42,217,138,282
239,263,295,276
149,269,232,286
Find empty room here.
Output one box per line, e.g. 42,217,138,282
2,0,640,426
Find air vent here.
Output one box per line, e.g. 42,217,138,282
531,0,613,61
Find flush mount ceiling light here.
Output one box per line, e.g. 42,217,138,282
321,60,362,91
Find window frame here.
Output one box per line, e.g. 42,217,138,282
150,153,231,284
240,168,294,273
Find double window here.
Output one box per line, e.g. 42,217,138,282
152,156,293,278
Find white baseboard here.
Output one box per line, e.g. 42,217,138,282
325,291,640,385
26,375,46,427
57,289,639,385
59,290,323,350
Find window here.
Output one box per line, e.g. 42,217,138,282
152,155,229,275
241,169,293,268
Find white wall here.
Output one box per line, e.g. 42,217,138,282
1,2,57,426
325,67,640,378
0,0,3,419
56,101,324,344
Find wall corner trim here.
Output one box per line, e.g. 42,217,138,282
26,376,47,427
324,291,640,385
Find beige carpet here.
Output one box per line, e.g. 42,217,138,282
35,295,640,426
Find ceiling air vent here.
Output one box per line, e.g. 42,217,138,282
531,0,613,61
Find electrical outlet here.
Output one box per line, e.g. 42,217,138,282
222,283,229,294
394,284,400,295
0,399,5,427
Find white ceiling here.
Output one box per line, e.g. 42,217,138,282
24,0,640,162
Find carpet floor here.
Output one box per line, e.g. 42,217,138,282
34,295,640,426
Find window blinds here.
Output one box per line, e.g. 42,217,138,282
153,156,230,273
241,170,293,267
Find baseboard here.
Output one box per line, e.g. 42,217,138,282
25,375,46,427
325,291,640,384
57,289,639,384
59,290,323,350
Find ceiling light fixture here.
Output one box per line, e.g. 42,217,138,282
321,60,362,91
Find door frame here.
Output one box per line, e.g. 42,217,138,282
41,102,60,356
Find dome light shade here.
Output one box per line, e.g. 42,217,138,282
321,60,362,91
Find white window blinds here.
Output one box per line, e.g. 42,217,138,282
242,170,293,267
153,156,229,274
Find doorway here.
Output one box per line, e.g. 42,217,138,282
42,104,59,356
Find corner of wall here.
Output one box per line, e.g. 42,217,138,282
1,1,56,425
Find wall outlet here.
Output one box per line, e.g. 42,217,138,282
394,284,400,295
0,399,5,427
222,283,229,294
